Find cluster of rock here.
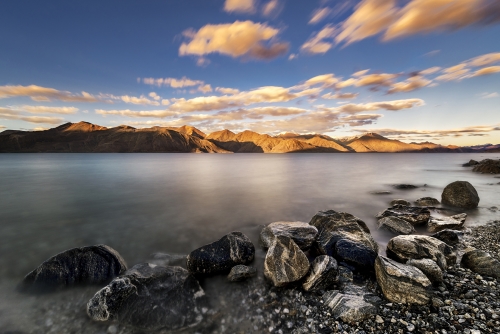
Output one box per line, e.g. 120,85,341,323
463,159,500,174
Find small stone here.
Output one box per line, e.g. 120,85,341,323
461,249,500,278
394,184,418,189
227,265,257,282
376,204,431,225
260,221,318,250
302,255,339,292
407,323,416,332
415,197,440,207
107,325,118,334
407,258,443,284
428,213,467,232
375,315,384,324
323,290,377,324
390,199,411,206
430,230,461,246
378,216,416,235
432,297,445,307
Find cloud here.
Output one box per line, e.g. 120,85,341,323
95,109,178,118
142,77,204,88
336,98,425,113
0,125,5,130
120,95,160,106
468,52,500,67
355,124,500,139
262,0,283,17
216,87,240,95
424,50,441,57
288,53,298,60
17,105,78,114
435,64,471,81
0,85,99,103
309,8,332,25
149,92,161,101
224,0,255,13
198,84,213,93
322,92,359,99
301,24,336,54
354,73,398,88
388,76,432,94
304,73,340,88
420,66,441,75
179,21,289,60
0,107,64,124
471,66,500,77
353,69,370,77
480,92,499,98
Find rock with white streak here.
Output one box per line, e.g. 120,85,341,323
260,221,318,250
407,258,443,284
378,216,415,235
427,213,467,232
264,236,309,287
302,255,338,292
323,290,377,324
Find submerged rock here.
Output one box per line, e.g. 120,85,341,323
87,263,207,331
390,199,411,207
472,159,500,174
227,265,257,282
407,258,443,284
376,204,431,225
187,232,255,275
260,221,318,250
430,229,461,246
393,184,418,189
302,255,338,292
461,249,500,278
427,213,467,232
19,245,127,293
264,236,309,287
441,181,480,209
375,256,432,305
462,159,479,167
378,216,415,235
414,197,440,207
323,290,377,324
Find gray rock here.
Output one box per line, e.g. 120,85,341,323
430,229,461,246
414,197,440,206
386,235,456,270
441,181,480,209
462,159,479,167
394,184,418,189
19,245,127,293
472,159,500,174
407,258,443,284
323,290,377,324
378,216,415,235
428,213,467,232
390,199,411,206
302,255,338,292
87,263,206,331
227,265,257,282
260,221,318,250
461,249,500,278
375,256,432,305
264,236,309,287
187,232,254,275
376,204,431,225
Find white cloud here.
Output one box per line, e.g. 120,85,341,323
149,92,161,101
0,107,64,124
216,87,240,95
142,77,204,88
420,67,441,75
95,109,178,118
120,95,160,106
304,74,340,88
301,24,336,54
309,8,332,25
0,85,100,103
198,84,213,93
353,69,370,77
322,92,359,99
262,0,283,17
335,98,425,113
480,92,499,99
224,0,255,13
468,53,500,67
17,105,79,114
471,66,500,77
388,76,432,94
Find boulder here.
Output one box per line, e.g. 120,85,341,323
414,197,440,207
264,236,309,287
472,159,500,174
427,213,467,232
386,235,456,270
393,184,418,189
461,249,500,278
87,263,207,331
375,256,432,305
462,159,479,167
430,229,461,246
323,290,377,324
441,181,480,209
407,259,443,284
227,265,257,282
376,204,431,225
390,199,411,207
187,232,255,275
378,216,415,235
302,255,338,292
18,245,127,293
260,221,318,250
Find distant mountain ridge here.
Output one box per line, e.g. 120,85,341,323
0,121,496,153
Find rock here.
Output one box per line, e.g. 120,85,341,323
375,256,432,305
371,190,392,195
18,245,127,293
227,265,257,282
187,232,255,275
393,184,418,189
462,159,479,167
264,236,309,287
386,235,456,270
407,259,443,284
260,221,318,250
376,204,431,225
87,263,207,331
338,265,353,287
414,197,440,207
302,255,338,292
441,181,480,209
309,210,378,270
378,216,415,235
461,249,500,278
390,199,411,206
430,229,461,246
428,213,467,232
323,290,377,324
472,159,500,174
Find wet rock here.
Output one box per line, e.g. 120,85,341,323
407,258,443,284
378,216,415,235
323,290,377,324
260,221,318,250
428,213,467,232
461,249,500,278
441,181,480,209
264,236,309,287
227,265,257,282
386,235,456,270
414,197,440,206
462,159,479,167
187,232,255,275
87,263,206,331
472,159,500,174
376,204,431,225
375,256,432,305
302,255,338,292
430,229,461,246
371,190,392,195
18,245,127,293
390,199,411,206
338,265,354,287
393,184,418,189
148,253,187,268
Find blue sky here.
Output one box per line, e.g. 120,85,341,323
1,0,499,145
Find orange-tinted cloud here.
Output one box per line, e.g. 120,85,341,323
0,107,64,124
223,0,255,14
0,85,99,103
301,24,336,54
309,8,332,25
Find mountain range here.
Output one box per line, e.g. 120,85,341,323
0,121,498,153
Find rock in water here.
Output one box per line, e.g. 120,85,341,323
227,265,257,282
472,159,500,174
461,249,500,278
462,159,479,167
386,235,456,270
87,263,207,331
393,184,418,189
323,290,376,324
187,232,255,275
376,204,431,225
407,259,443,284
390,199,411,207
19,245,127,293
264,236,309,287
302,255,338,292
441,181,480,209
414,197,440,207
430,229,461,246
378,216,415,235
427,213,467,232
375,256,432,305
260,221,318,250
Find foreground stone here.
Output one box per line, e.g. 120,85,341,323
472,159,500,174
428,213,467,232
414,197,440,207
227,265,257,282
87,263,206,331
376,204,431,225
19,245,127,293
260,221,318,250
264,236,309,287
407,258,443,284
378,216,415,235
302,255,338,292
375,256,432,305
430,229,461,246
390,199,411,206
441,181,480,209
187,232,255,275
461,249,500,278
323,290,377,324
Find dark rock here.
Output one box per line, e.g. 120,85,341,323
302,255,338,292
227,265,257,282
390,199,411,206
462,159,479,167
260,221,318,250
371,190,392,195
414,197,440,206
472,159,500,174
378,216,415,235
441,181,480,209
323,290,377,324
393,184,418,189
187,232,254,275
461,249,500,278
376,204,431,225
375,256,432,305
18,245,127,293
407,258,443,284
428,213,467,232
338,265,354,287
335,239,378,269
430,229,461,246
87,263,207,331
264,236,309,287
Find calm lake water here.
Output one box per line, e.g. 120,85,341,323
0,153,499,332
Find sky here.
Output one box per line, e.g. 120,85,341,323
1,0,500,145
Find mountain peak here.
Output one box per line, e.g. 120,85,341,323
61,121,107,132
